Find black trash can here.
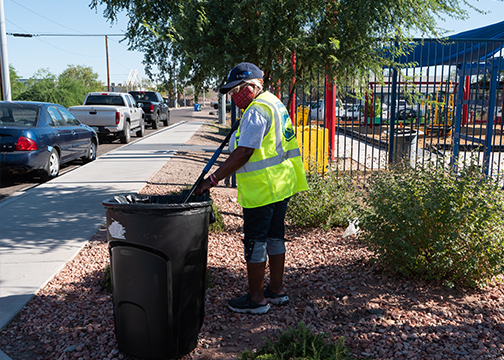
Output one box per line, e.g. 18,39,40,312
102,192,213,360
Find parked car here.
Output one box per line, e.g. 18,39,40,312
396,108,418,122
341,104,364,121
309,99,344,120
0,101,99,181
69,92,144,144
129,91,170,129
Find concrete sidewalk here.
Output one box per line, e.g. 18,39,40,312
0,108,218,339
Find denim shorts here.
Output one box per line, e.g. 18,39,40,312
242,197,290,263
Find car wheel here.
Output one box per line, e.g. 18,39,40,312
40,149,60,181
136,120,145,137
120,121,131,144
163,112,170,126
152,113,159,129
83,140,97,163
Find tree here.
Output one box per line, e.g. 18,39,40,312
13,65,104,107
91,0,476,93
9,65,25,99
59,64,104,92
17,68,94,107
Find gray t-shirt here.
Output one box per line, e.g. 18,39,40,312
229,104,271,151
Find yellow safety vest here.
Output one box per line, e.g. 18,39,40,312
234,91,308,208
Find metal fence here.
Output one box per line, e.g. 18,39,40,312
279,38,504,181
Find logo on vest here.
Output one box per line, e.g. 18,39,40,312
278,104,295,141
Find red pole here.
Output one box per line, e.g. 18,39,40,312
369,85,375,128
324,76,336,161
323,1,337,161
364,91,369,127
289,52,296,125
462,75,470,126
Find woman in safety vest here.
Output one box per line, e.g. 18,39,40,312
195,62,308,314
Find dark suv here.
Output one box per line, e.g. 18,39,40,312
129,91,170,129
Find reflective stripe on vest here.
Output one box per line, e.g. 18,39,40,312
236,147,301,173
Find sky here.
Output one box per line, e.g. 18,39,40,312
3,0,504,86
4,0,146,85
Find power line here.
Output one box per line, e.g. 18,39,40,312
8,0,86,34
7,33,124,37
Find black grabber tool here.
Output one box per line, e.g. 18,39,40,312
181,120,240,203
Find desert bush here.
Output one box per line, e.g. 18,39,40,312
236,322,349,360
101,264,112,293
286,169,361,229
209,203,225,233
359,160,504,288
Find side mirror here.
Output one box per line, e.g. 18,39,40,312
137,103,142,108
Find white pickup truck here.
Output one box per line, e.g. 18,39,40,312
69,92,145,144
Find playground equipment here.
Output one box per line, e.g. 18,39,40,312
296,104,310,126
422,82,455,136
296,125,329,173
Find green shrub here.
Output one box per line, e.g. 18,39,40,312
286,169,361,229
236,322,349,360
209,203,225,233
101,264,112,293
359,160,504,288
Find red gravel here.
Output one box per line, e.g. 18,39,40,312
1,121,504,360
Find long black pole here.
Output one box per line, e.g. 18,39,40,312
181,119,240,203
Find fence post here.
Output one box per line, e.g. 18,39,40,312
324,76,336,161
483,64,499,175
388,64,398,164
289,53,296,124
230,99,238,187
219,92,226,125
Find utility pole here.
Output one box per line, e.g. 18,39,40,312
174,77,178,108
219,92,226,125
0,0,11,101
105,35,110,91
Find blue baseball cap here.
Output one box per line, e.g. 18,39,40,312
220,62,263,94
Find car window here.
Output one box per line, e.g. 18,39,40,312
57,105,81,125
125,95,133,108
47,106,67,126
85,95,108,105
0,105,39,126
85,95,125,106
109,96,125,106
129,92,142,100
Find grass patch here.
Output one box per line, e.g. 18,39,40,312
209,203,225,233
101,264,112,293
236,322,350,360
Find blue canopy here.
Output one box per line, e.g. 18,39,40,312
396,20,504,66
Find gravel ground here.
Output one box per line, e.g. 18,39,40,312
1,120,504,360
